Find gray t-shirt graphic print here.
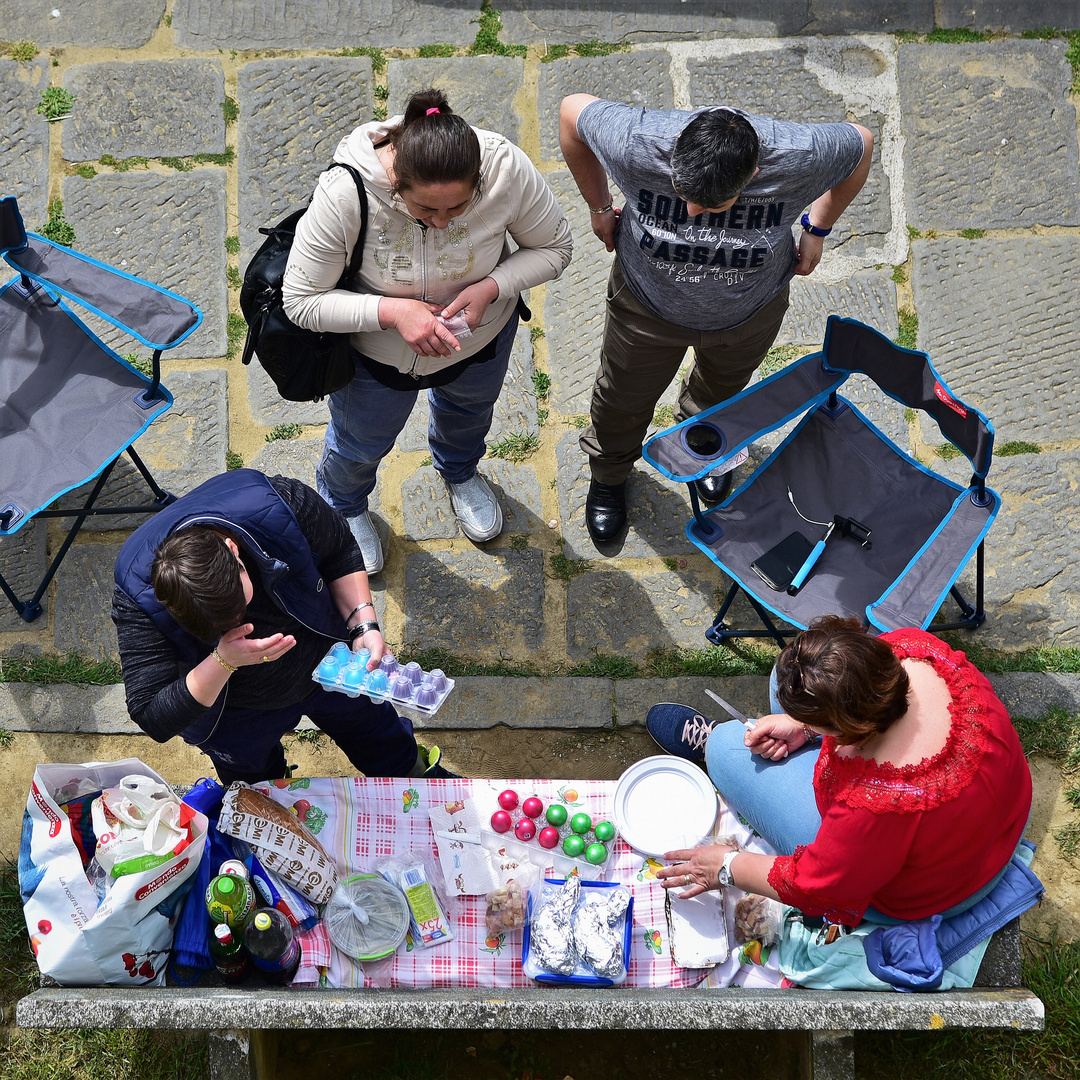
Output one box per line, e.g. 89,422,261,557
577,101,866,332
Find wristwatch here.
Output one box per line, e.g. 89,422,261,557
717,849,739,888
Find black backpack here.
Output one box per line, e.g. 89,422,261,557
240,162,369,402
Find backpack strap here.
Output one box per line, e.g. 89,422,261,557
326,162,369,288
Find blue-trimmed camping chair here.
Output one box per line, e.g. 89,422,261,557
0,196,202,621
642,316,998,647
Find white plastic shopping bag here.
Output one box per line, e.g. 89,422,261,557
20,759,207,986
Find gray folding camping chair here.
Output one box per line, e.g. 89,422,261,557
642,316,999,646
0,195,202,621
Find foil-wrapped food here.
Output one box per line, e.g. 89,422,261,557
572,886,631,979
530,876,580,975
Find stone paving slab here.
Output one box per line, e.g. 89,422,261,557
54,541,121,660
238,58,374,266
0,59,50,229
387,56,524,145
615,675,773,726
62,61,226,162
935,1,1075,32
536,51,674,162
544,170,611,416
418,676,616,729
61,172,228,361
401,461,543,541
57,370,229,528
911,236,1080,446
172,0,477,50
245,359,332,429
566,566,725,660
404,547,545,653
498,1,937,42
0,683,138,734
778,270,897,346
0,0,164,48
934,450,1080,647
899,41,1080,230
0,522,48,631
556,430,750,560
396,324,538,451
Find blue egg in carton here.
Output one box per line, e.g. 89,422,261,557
312,645,455,717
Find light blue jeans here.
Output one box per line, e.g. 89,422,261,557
318,312,518,517
703,667,1009,923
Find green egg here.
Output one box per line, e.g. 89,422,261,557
585,842,608,866
593,821,615,843
570,812,592,835
562,834,586,858
546,804,568,827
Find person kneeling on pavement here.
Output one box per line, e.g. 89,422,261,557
111,468,454,784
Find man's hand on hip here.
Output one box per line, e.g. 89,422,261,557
794,230,825,276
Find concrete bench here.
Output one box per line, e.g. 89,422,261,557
17,922,1043,1080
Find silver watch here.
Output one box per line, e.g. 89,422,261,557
717,849,739,888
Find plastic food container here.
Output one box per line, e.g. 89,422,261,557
521,878,634,987
323,873,411,961
312,646,455,718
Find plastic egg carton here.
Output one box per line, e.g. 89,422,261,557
479,827,607,882
312,643,455,717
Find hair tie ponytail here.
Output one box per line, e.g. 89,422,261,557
426,107,440,116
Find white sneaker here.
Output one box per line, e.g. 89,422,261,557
347,511,384,574
446,473,503,542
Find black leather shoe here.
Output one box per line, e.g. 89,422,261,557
586,479,627,542
695,469,734,506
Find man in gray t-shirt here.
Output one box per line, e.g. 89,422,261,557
560,95,872,544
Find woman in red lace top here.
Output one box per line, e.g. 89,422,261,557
650,616,1032,926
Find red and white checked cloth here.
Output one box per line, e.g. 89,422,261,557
253,776,783,990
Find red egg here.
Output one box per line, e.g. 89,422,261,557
497,789,519,811
514,818,536,842
521,796,544,819
490,810,513,833
537,826,561,849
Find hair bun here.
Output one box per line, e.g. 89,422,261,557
403,88,452,127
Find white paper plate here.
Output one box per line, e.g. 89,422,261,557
612,756,719,857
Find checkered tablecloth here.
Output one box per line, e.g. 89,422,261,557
252,776,784,990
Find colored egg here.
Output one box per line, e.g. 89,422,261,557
403,661,424,685
329,642,351,661
427,668,448,691
365,669,388,696
522,796,544,819
570,813,592,835
342,663,365,689
514,818,536,842
390,675,413,701
498,789,519,812
318,657,339,681
414,685,438,708
545,804,568,827
490,810,513,833
585,843,608,866
379,651,398,675
538,826,561,849
562,834,586,858
593,821,616,843
352,648,371,668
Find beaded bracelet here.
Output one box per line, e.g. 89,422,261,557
212,648,236,674
802,724,819,743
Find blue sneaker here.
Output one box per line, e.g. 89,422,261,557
645,703,722,764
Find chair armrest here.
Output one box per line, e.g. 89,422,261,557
5,235,201,350
643,354,845,482
867,487,999,632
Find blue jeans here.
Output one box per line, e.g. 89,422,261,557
703,666,1009,922
318,313,518,517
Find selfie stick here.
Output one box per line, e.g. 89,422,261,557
787,520,835,596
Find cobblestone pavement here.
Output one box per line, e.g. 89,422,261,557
1,2,1079,670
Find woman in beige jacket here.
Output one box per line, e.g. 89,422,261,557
283,88,572,572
